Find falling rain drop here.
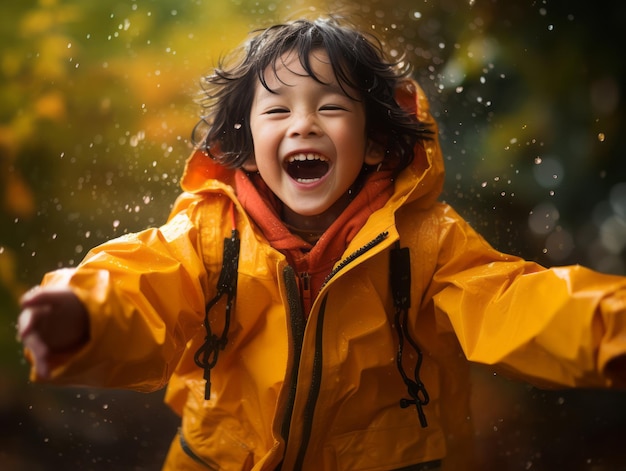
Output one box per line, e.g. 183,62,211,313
528,202,559,235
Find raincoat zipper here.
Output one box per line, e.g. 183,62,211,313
279,266,307,451
321,231,389,288
289,231,390,467
178,428,219,470
293,293,328,469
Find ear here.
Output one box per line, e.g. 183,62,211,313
364,140,385,166
241,155,258,172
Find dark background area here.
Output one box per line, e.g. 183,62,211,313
1,0,625,469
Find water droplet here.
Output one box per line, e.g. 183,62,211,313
528,202,559,235
233,123,242,130
598,132,605,142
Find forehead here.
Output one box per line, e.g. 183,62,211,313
265,48,333,82
257,48,359,100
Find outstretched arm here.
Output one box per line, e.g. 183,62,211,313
18,287,89,379
16,193,212,389
424,203,626,389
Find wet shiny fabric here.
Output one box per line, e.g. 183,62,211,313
26,80,626,471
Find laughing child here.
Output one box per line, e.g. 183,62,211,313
18,17,626,471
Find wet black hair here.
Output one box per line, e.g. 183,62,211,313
192,17,431,170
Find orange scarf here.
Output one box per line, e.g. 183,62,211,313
235,169,394,313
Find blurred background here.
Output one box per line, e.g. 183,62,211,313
1,0,625,469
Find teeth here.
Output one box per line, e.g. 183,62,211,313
287,153,328,163
296,177,320,183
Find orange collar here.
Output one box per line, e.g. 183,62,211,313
235,169,394,305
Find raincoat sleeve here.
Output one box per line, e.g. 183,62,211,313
29,192,211,392
426,203,626,389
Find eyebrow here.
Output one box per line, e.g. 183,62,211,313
256,78,355,101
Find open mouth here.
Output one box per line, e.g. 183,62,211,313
284,153,330,183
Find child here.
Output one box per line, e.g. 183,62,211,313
18,17,626,471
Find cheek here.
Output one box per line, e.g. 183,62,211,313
250,121,277,151
339,117,367,150
251,122,285,161
250,143,282,181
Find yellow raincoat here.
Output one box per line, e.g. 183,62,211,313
29,84,626,471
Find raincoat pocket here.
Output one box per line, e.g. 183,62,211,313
174,426,254,471
177,382,256,470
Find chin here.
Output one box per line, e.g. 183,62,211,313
290,207,327,217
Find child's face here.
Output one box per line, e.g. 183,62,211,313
248,48,382,225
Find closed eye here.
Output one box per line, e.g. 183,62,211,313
265,108,289,114
320,105,347,111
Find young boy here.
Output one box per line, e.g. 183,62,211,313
18,17,626,471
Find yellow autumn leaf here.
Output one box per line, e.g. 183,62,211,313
33,91,66,121
4,172,36,218
32,33,74,79
0,247,28,300
20,0,81,37
20,8,55,36
9,113,35,146
0,127,19,160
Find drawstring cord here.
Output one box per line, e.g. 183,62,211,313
194,203,240,400
191,213,428,426
390,242,430,427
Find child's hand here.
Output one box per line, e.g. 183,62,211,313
18,287,89,379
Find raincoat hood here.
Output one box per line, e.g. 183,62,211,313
180,80,445,212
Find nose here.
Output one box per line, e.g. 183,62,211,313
287,111,323,138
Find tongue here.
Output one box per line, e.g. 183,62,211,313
287,160,329,180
